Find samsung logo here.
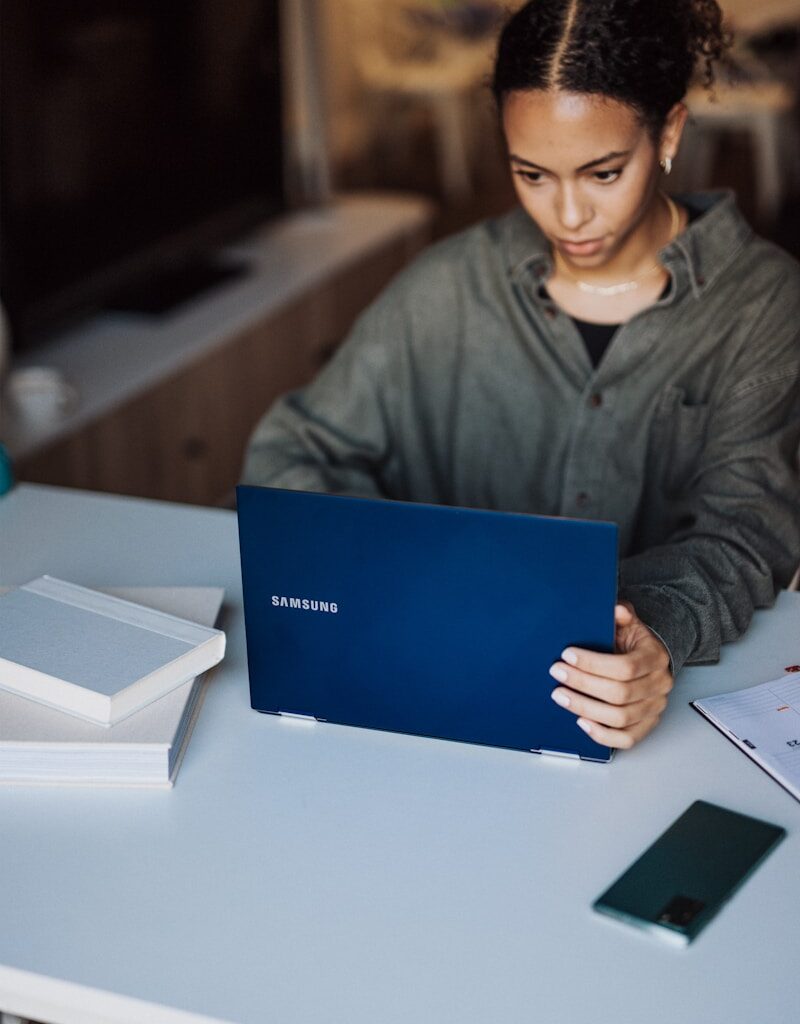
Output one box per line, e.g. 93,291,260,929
272,596,338,614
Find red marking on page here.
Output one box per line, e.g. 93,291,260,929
785,665,800,673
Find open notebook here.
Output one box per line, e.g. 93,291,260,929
692,671,800,804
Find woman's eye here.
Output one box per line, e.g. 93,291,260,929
514,170,544,185
593,169,622,183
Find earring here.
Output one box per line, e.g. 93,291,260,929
660,156,673,175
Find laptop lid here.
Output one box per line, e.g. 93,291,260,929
237,486,618,762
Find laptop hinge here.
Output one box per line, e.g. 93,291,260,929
278,710,318,722
532,748,580,760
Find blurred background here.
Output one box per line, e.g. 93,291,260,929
324,0,800,247
1,0,798,507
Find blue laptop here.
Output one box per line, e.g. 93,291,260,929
236,486,618,762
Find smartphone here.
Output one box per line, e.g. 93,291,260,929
593,800,786,945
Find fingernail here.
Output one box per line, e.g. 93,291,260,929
561,648,578,665
576,718,592,734
551,689,570,708
548,665,568,683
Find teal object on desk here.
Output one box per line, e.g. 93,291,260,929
0,444,13,495
593,800,786,945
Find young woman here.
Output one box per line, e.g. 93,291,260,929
242,0,800,749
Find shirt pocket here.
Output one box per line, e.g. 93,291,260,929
650,385,712,497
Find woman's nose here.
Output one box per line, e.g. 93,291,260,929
556,186,592,233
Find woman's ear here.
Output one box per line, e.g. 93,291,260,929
659,102,689,167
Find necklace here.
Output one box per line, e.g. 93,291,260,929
554,194,681,297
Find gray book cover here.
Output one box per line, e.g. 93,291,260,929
0,577,225,724
0,586,225,786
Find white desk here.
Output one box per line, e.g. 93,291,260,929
1,484,798,1024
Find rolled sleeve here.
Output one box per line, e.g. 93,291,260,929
621,361,800,675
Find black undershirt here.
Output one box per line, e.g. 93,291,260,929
550,203,699,368
572,316,623,370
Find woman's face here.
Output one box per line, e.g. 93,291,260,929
502,89,665,268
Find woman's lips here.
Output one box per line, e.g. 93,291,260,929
558,237,605,257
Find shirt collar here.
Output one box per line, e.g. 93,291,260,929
502,190,753,298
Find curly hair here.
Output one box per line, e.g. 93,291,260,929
491,0,733,136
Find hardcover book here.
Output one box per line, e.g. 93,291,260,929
0,586,225,786
0,576,225,725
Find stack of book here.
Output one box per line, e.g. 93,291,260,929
0,578,226,787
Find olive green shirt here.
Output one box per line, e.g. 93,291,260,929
242,191,800,675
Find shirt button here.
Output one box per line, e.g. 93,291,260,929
544,306,557,319
589,392,603,408
576,492,590,507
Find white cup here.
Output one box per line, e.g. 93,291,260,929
5,366,78,425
